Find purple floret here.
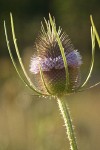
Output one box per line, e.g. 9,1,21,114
29,50,82,74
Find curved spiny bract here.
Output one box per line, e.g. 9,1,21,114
30,17,82,96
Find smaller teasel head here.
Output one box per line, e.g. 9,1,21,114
30,15,82,96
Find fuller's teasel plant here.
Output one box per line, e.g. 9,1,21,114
4,13,100,150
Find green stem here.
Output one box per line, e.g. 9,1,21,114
57,97,78,150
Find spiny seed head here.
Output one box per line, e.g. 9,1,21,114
30,17,82,96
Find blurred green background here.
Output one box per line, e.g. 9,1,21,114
0,0,100,150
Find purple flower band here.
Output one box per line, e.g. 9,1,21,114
30,50,82,74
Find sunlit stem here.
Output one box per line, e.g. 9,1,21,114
57,97,78,150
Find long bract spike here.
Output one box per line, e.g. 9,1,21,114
81,26,95,88
78,82,100,93
90,15,100,48
49,14,69,91
10,13,46,95
4,21,44,95
39,65,52,95
36,44,51,95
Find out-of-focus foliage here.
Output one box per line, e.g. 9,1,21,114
0,0,100,150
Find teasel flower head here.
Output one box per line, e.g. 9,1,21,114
29,16,82,96
4,14,100,150
4,13,100,97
